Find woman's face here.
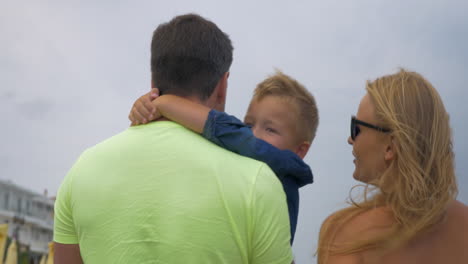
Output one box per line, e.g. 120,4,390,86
348,93,390,184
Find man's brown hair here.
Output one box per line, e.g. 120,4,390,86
253,71,319,143
151,14,233,100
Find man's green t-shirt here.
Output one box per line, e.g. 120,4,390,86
54,121,292,263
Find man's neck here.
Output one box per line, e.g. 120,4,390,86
153,94,211,123
154,117,171,122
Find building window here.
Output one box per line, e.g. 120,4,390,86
33,229,39,240
3,193,8,209
26,200,31,215
17,197,22,213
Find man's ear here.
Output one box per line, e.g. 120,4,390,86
217,72,229,102
295,141,311,159
213,72,229,110
384,136,396,161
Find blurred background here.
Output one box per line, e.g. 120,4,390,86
1,1,467,263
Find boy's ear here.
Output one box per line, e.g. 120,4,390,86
295,141,311,159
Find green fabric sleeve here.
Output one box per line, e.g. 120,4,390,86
53,161,79,244
250,164,293,264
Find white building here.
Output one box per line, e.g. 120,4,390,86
0,179,53,257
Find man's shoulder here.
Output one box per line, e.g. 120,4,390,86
75,122,276,180
88,121,272,170
157,123,272,168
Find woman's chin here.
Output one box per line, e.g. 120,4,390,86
352,171,360,181
353,172,369,183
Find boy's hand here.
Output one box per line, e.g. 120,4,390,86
129,88,160,126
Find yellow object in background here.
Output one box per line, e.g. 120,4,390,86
4,239,17,264
0,224,7,263
39,254,47,264
46,242,54,264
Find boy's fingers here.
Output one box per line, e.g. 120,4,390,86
134,100,153,117
128,107,138,125
150,88,160,100
129,88,160,127
132,106,148,124
129,112,139,126
141,94,157,114
144,100,156,115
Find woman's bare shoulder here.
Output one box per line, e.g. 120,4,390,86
322,207,394,244
448,200,468,226
451,200,468,212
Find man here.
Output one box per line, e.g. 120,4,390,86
54,14,293,264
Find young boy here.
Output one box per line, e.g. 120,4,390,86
129,71,319,243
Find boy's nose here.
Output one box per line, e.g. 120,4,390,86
252,126,260,137
347,136,353,145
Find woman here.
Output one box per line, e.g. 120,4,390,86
318,69,468,263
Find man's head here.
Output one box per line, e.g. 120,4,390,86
151,14,233,110
244,71,319,159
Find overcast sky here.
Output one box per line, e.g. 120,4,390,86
1,0,467,262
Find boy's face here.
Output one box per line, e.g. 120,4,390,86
244,95,301,152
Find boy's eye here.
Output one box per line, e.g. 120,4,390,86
265,127,277,133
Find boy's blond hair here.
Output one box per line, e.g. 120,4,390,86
253,71,319,143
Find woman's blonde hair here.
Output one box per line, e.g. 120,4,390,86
317,69,458,262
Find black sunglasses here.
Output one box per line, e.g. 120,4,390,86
350,116,391,140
